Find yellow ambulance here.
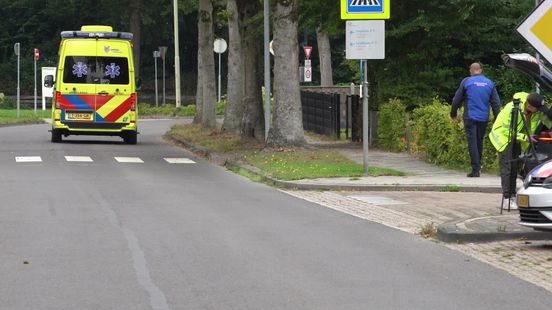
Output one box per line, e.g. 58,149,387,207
45,25,139,144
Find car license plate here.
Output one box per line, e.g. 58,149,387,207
517,195,529,208
67,112,93,121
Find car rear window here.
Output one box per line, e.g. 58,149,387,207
63,56,129,85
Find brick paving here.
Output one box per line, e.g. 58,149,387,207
283,190,552,292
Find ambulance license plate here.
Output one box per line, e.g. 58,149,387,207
67,112,93,121
517,195,529,208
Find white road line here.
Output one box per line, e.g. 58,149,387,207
65,156,93,162
15,156,42,163
115,157,144,163
164,158,196,164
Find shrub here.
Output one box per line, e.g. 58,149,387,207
410,99,498,172
377,98,407,152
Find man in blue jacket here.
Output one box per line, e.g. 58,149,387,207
451,63,501,177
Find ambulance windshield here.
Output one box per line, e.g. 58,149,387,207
63,56,129,85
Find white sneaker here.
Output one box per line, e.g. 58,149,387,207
508,198,518,210
501,198,518,211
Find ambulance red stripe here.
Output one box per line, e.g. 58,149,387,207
104,97,132,122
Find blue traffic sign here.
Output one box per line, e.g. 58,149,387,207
341,0,390,20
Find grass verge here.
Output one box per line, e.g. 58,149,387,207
139,102,225,118
167,124,262,153
243,149,405,180
0,109,49,124
167,124,406,181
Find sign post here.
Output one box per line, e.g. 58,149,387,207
213,38,228,103
34,48,39,114
342,0,389,174
153,51,161,107
303,45,313,83
14,43,20,119
158,46,168,105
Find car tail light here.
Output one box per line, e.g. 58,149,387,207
130,93,136,111
55,91,61,109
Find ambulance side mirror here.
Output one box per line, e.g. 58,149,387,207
44,75,54,88
136,78,142,91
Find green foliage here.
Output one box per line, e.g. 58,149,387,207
216,100,226,115
485,65,536,101
368,0,535,102
377,99,499,173
410,100,498,172
138,101,224,117
377,99,407,152
180,104,197,116
0,97,16,109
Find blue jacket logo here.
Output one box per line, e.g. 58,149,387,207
348,0,384,13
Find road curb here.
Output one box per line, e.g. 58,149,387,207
165,133,503,193
437,218,552,243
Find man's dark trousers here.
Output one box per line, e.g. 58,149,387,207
464,118,487,172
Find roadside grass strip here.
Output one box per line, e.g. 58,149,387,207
0,109,50,124
167,124,262,153
15,156,42,163
243,149,406,181
167,124,406,181
164,158,196,164
65,156,93,162
114,157,144,163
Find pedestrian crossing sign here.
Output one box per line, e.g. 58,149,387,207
341,0,390,20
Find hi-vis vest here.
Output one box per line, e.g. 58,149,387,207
489,92,551,152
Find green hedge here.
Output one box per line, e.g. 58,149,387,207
378,99,499,173
377,99,407,152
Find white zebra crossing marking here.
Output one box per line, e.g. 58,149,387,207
15,156,42,163
65,156,93,162
164,158,196,164
114,157,144,163
351,0,380,6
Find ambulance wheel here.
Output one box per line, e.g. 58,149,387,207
51,129,62,143
124,131,137,145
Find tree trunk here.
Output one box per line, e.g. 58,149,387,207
193,48,203,124
198,0,216,129
316,26,333,86
267,0,304,147
223,0,244,132
129,1,141,79
241,0,264,139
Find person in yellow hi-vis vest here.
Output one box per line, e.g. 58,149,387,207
490,92,550,209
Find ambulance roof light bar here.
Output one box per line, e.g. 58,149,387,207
60,31,133,41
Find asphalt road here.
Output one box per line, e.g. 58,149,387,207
1,120,551,310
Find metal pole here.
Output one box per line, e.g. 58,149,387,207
263,0,271,141
154,56,159,107
162,57,166,105
536,0,542,94
363,60,369,174
34,56,37,114
173,0,181,108
17,48,20,119
218,52,221,102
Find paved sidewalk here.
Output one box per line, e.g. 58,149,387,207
301,141,505,192
293,140,540,243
